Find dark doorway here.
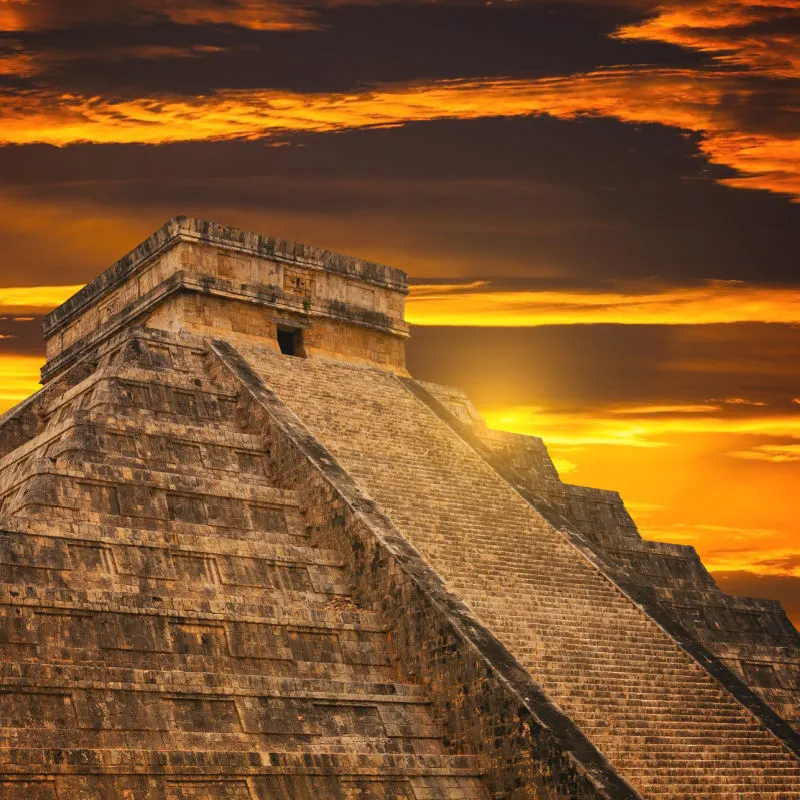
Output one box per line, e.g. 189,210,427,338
277,327,305,357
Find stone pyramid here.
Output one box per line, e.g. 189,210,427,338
0,217,798,799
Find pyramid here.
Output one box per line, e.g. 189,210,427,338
0,216,797,799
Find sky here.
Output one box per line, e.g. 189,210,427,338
0,0,798,626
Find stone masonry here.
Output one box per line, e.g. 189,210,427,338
0,217,797,799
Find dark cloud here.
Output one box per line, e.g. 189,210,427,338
715,78,800,137
2,4,707,95
0,116,796,287
755,554,800,572
0,316,46,356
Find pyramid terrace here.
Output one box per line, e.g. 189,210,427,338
0,217,798,799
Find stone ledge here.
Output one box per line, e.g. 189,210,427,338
44,217,408,337
42,272,408,383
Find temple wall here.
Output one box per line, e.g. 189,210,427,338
147,292,407,373
43,219,409,379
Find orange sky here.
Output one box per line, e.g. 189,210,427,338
482,403,799,577
0,0,797,626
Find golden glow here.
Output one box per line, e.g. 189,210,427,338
730,444,800,463
480,405,800,448
609,403,721,414
0,278,796,620
0,354,43,411
9,280,799,327
406,281,800,326
0,284,84,313
0,69,797,200
715,397,768,406
482,400,800,623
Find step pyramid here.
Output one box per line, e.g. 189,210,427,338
0,217,797,799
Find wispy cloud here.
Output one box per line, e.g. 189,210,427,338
0,42,232,79
406,280,800,326
710,397,768,406
0,0,316,33
481,403,800,448
0,284,84,313
609,403,721,414
0,354,43,410
0,69,797,200
705,547,800,576
730,443,800,463
616,0,800,78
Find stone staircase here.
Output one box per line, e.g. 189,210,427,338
0,335,488,799
460,420,800,734
234,341,800,799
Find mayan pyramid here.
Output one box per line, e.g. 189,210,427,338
0,216,798,800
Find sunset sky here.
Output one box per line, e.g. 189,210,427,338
0,0,798,625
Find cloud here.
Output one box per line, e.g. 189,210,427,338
480,402,800,448
704,546,800,576
730,443,800,462
0,69,797,200
406,280,800,326
755,552,800,573
0,284,84,313
615,0,800,79
609,403,721,414
711,397,768,406
644,521,778,546
0,43,233,79
0,0,316,33
0,353,43,411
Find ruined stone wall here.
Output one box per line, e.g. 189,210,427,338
43,219,409,380
148,292,407,373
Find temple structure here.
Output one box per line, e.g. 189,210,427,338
0,216,798,799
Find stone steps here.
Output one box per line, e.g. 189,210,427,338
613,752,800,767
238,345,800,796
0,329,493,797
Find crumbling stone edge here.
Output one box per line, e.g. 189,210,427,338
210,338,642,800
46,217,407,337
402,377,800,762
